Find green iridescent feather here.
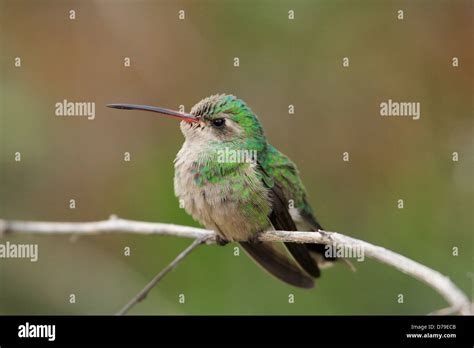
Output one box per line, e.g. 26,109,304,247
189,94,315,224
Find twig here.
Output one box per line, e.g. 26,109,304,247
116,237,208,315
0,216,471,315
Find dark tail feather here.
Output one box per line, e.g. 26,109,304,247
300,210,337,262
306,243,337,261
239,242,314,289
285,243,321,277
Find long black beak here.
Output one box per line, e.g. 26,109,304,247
107,103,198,122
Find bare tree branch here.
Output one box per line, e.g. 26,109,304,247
0,215,471,315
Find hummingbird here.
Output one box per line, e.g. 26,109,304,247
107,94,335,288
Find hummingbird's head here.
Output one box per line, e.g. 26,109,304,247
107,94,266,147
184,94,264,143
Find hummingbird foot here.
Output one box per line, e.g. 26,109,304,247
247,233,262,244
215,235,229,246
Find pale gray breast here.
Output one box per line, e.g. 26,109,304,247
173,141,272,241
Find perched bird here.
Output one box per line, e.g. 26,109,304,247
108,94,335,288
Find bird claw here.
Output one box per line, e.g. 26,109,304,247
215,235,229,246
248,233,261,244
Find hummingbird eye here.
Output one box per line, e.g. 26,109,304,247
211,118,225,128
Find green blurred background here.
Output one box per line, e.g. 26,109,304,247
0,0,472,315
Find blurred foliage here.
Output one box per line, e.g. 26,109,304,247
0,0,472,314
